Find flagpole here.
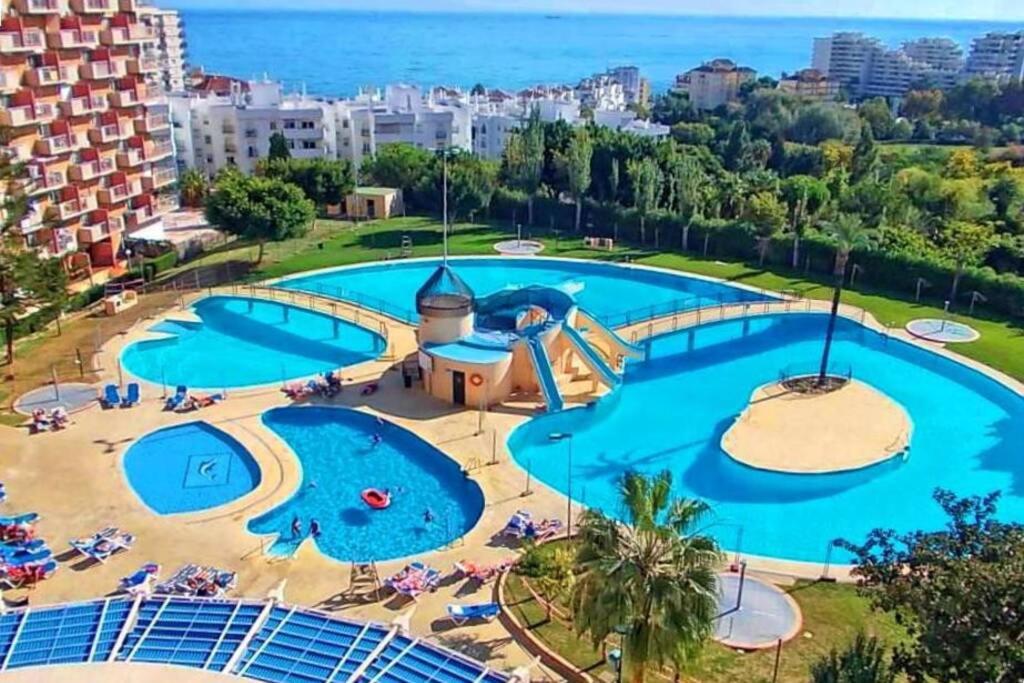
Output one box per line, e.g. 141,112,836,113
442,147,448,266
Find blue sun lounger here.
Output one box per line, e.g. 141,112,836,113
1,547,52,567
0,483,5,504
164,385,187,411
101,384,121,409
447,602,501,625
0,513,39,527
0,539,47,556
121,383,140,408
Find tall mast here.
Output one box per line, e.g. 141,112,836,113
442,147,448,266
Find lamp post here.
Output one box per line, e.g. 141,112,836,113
548,432,573,535
608,624,628,683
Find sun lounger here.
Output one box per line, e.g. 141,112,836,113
0,483,5,504
500,510,533,538
164,386,187,411
447,602,501,625
101,384,121,409
0,539,47,556
121,383,140,408
0,513,39,527
156,564,235,597
120,563,160,596
0,559,58,589
70,528,134,563
524,518,564,542
454,558,515,584
0,547,52,567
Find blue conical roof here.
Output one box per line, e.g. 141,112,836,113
415,264,474,315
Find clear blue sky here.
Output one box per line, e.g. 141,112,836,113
164,0,1023,21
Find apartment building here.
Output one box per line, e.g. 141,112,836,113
903,37,963,72
673,58,756,110
778,68,840,101
965,31,1024,84
1,0,177,279
137,4,185,93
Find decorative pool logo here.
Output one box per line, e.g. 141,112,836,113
184,452,232,489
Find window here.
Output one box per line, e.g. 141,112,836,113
203,135,212,144
342,120,350,129
287,140,295,149
362,143,371,154
226,156,235,165
300,120,315,129
206,155,213,164
283,119,296,129
247,146,257,158
269,121,277,130
302,140,316,150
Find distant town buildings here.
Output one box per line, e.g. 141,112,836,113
137,5,185,93
672,58,756,110
965,31,1024,84
1,0,178,282
777,68,840,101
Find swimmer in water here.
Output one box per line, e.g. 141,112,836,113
371,433,383,447
310,519,322,538
291,516,302,538
375,416,385,426
308,480,318,489
423,508,434,525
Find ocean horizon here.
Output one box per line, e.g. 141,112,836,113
179,9,1023,97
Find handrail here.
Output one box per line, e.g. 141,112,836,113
596,289,776,329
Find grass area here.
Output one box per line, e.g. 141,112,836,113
503,543,906,683
153,215,1024,382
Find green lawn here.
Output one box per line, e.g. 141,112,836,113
156,215,1024,383
503,541,907,683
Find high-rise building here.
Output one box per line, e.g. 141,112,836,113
673,58,756,110
812,32,881,94
965,31,1024,84
1,0,177,282
137,5,185,93
903,37,963,72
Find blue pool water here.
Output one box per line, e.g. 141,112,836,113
278,258,769,325
509,313,1024,564
121,296,385,389
248,407,485,562
123,422,262,515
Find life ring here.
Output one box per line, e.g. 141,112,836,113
361,488,391,510
469,373,484,387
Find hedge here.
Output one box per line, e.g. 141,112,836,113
142,250,178,281
482,194,1024,319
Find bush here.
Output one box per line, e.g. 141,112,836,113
142,250,178,281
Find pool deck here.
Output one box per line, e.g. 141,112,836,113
721,380,911,474
5,269,1024,680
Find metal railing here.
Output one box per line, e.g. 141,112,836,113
262,281,418,325
598,289,776,329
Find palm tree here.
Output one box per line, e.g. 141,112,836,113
818,213,872,385
571,471,721,683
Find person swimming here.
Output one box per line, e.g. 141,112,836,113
291,516,302,538
423,508,434,525
370,433,383,447
310,519,322,538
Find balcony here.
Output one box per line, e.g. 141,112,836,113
109,85,144,108
70,155,116,181
80,60,125,81
70,0,116,13
13,0,61,14
26,65,76,88
97,181,138,205
142,167,176,191
49,28,100,50
78,216,123,245
116,148,145,168
0,102,56,127
224,140,238,154
125,203,156,230
34,132,73,156
62,93,108,116
101,24,155,47
0,28,46,54
55,194,98,221
136,113,170,133
27,165,67,195
150,140,174,160
90,120,134,145
127,56,159,75
0,69,20,95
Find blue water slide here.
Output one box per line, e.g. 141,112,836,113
562,324,621,387
576,309,644,359
526,338,564,412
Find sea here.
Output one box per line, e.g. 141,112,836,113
179,10,1023,97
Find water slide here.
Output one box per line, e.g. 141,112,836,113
562,324,621,388
526,338,564,412
576,309,644,360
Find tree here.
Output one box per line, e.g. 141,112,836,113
503,108,544,224
261,157,355,207
781,175,830,267
33,257,69,336
609,157,621,204
988,174,1022,228
444,153,497,224
565,129,593,233
900,89,944,121
789,104,855,145
268,131,290,161
204,173,315,263
810,634,896,683
723,121,753,172
938,221,994,303
818,214,872,385
470,83,486,96
859,97,894,140
360,142,433,214
669,155,708,250
178,168,209,208
571,471,721,683
839,489,1024,682
851,125,877,181
626,157,661,244
744,191,786,265
651,91,697,126
670,122,714,147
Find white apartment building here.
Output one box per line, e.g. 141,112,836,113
965,31,1024,84
673,59,756,110
575,74,626,111
903,37,963,72
138,5,186,93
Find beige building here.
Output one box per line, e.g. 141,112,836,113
342,187,403,220
673,58,756,110
778,68,841,101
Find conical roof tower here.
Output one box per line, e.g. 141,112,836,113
415,264,474,317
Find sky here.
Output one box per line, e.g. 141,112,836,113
163,0,1023,21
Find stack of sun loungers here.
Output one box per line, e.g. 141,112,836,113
155,564,237,597
500,510,564,542
30,407,69,433
68,527,135,563
0,512,57,589
385,562,441,600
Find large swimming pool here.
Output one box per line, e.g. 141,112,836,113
248,406,485,562
123,422,262,515
121,296,386,389
508,313,1024,564
278,257,769,325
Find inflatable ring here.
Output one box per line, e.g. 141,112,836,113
361,488,391,510
469,373,484,387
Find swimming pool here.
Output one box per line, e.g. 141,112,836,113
277,257,770,325
248,406,485,562
508,313,1024,564
123,422,262,515
121,296,385,389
